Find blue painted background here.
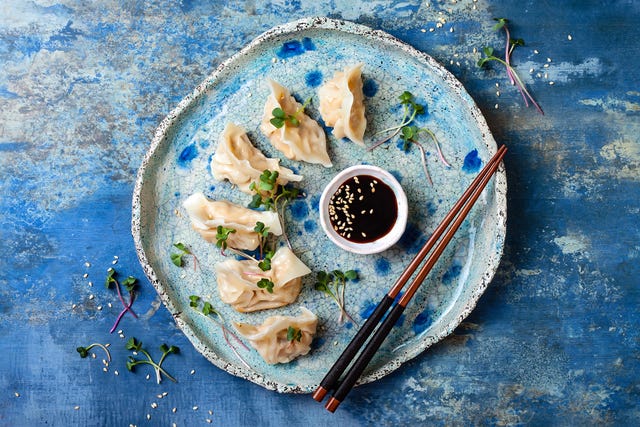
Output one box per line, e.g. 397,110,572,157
1,1,639,425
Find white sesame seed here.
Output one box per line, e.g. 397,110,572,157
209,410,213,415
494,103,499,109
97,306,102,311
534,49,539,54
172,408,177,413
114,255,119,259
14,392,20,397
190,369,196,375
450,27,454,33
473,47,477,54
456,61,460,66
119,333,125,339
568,34,572,40
114,370,119,376
83,273,88,278
72,304,77,309
162,392,168,397
146,414,151,420
84,262,91,267
157,394,163,399
333,341,338,346
543,63,549,68
473,4,476,9
74,406,80,410
429,28,434,32
206,420,212,424
529,68,534,73
151,402,158,409
271,57,277,63
91,353,96,359
104,343,110,348
544,73,548,79
146,374,151,380
421,28,426,33
496,91,501,97
537,73,542,78
88,294,94,300
118,330,123,334
102,359,108,366
112,260,118,265
88,281,93,287
549,81,555,85
173,423,177,427
107,302,112,308
547,57,552,62
193,406,199,411
103,367,108,372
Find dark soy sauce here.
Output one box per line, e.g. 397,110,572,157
328,174,398,243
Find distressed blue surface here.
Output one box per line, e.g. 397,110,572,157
1,0,640,425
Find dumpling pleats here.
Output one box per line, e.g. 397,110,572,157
182,192,282,250
234,307,318,364
260,79,332,167
216,247,311,312
318,63,367,146
211,122,302,193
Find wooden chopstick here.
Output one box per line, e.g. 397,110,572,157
312,145,507,411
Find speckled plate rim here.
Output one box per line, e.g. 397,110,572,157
132,16,507,393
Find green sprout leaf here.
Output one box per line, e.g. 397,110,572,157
286,326,302,342
189,295,200,308
257,278,275,293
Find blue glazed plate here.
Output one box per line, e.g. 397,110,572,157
132,17,506,393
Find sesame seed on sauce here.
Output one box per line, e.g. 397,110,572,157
327,175,397,243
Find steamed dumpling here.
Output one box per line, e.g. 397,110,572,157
216,246,311,312
211,122,303,193
183,192,282,250
234,307,318,364
260,79,332,167
318,63,367,146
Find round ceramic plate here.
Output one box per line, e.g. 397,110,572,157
132,17,506,393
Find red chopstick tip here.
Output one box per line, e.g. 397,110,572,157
312,386,327,402
325,397,341,413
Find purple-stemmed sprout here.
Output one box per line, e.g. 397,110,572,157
105,268,138,333
478,18,544,114
368,91,451,184
315,270,359,326
188,295,252,370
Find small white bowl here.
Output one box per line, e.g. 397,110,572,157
319,165,408,255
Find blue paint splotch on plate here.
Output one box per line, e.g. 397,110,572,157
289,200,309,220
398,222,427,254
277,37,316,58
303,220,317,233
362,77,378,97
462,149,482,173
360,300,377,319
305,70,323,87
413,310,432,335
442,263,462,285
375,257,390,275
178,143,198,166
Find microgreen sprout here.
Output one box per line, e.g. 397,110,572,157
76,343,111,362
215,226,236,255
249,169,301,250
269,97,311,128
125,337,178,384
253,221,270,259
368,91,450,184
286,326,302,343
315,269,359,325
478,18,544,114
258,250,274,272
171,242,198,270
256,277,275,294
189,295,251,370
105,268,138,333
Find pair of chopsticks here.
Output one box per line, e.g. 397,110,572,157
312,145,507,412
